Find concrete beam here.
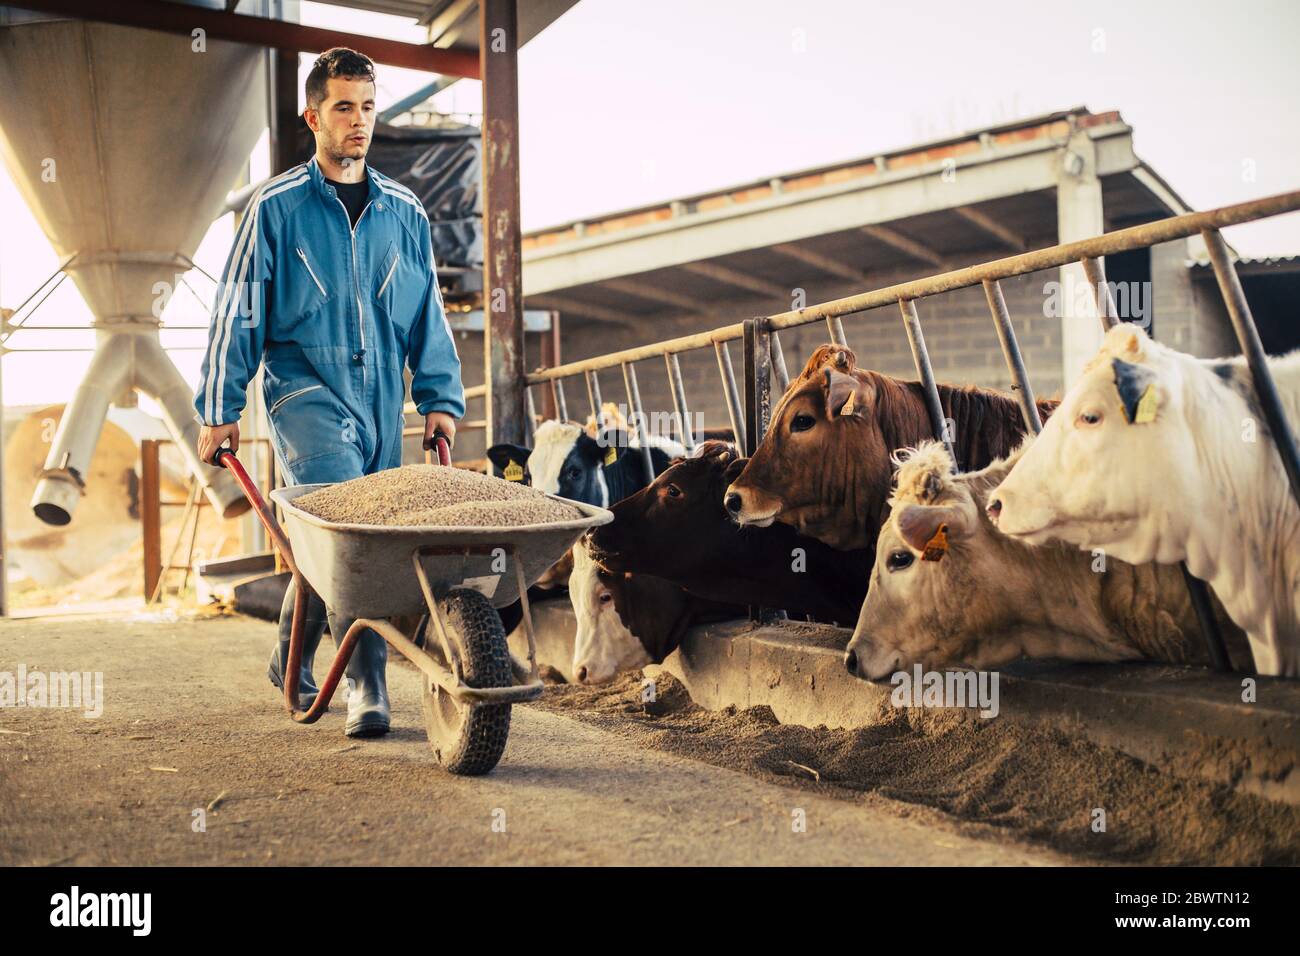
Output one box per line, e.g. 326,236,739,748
602,277,700,313
860,223,946,268
1057,130,1107,388
951,204,1027,252
524,129,1140,295
770,242,868,283
680,261,789,300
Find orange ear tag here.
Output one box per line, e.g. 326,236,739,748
921,524,949,562
839,390,856,416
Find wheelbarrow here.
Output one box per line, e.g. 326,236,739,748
214,436,612,776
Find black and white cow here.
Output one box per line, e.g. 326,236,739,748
487,421,685,507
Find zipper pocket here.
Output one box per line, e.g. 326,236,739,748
269,384,323,415
296,247,327,296
377,252,400,297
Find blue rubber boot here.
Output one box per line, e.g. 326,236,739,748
329,612,391,738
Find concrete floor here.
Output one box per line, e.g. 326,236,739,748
0,609,1060,866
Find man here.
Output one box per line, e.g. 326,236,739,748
194,48,465,737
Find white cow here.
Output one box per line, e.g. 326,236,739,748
569,540,651,684
989,323,1300,677
845,441,1246,680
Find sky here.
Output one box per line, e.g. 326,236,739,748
2,0,1298,408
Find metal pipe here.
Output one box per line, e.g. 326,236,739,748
524,388,537,447
742,318,773,454
982,279,1043,434
824,314,847,346
585,369,603,425
1202,228,1300,508
713,339,747,450
551,377,569,422
621,362,656,480
665,353,696,452
898,299,957,465
1081,255,1118,330
521,189,1300,385
769,330,791,392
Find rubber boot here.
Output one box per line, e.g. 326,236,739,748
268,577,326,712
329,611,391,738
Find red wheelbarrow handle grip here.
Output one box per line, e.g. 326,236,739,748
423,430,452,466
213,446,298,575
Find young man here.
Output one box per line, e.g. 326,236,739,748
194,48,465,737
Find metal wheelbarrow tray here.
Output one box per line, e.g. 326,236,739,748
216,446,612,775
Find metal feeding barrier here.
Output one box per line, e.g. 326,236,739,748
474,189,1300,671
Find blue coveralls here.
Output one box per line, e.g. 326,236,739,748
194,157,465,729
194,155,465,481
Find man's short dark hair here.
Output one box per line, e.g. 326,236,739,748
306,48,376,109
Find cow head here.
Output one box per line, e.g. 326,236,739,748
588,441,740,576
569,540,653,684
725,345,903,550
988,324,1192,565
502,420,642,507
845,442,1035,679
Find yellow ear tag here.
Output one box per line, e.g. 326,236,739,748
921,524,949,562
503,459,524,482
1134,383,1159,424
604,445,618,466
839,390,856,416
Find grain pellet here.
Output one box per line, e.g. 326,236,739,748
293,465,584,528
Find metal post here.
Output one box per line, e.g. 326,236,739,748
551,378,569,422
621,362,656,479
769,329,791,392
742,318,773,455
824,314,847,346
141,439,162,603
982,279,1043,434
524,388,537,447
585,369,603,425
1084,255,1232,672
713,339,746,449
664,353,696,452
481,0,526,450
1202,228,1300,508
1081,256,1117,330
898,299,956,464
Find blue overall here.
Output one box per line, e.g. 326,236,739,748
194,158,466,731
194,156,465,486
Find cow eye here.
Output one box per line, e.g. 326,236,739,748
598,591,613,604
886,550,915,572
791,413,816,433
567,467,582,480
665,483,682,498
1077,410,1104,427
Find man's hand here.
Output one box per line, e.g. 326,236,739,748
198,422,240,465
423,411,457,450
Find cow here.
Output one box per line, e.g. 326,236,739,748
569,540,742,683
487,421,685,507
723,344,1056,552
987,323,1300,677
588,441,871,625
844,440,1250,680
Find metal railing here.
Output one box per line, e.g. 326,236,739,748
485,187,1300,671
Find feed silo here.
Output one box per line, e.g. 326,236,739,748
0,6,267,524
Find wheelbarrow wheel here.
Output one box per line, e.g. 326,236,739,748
420,587,513,776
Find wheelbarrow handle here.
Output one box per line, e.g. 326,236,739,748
213,446,298,576
423,429,452,466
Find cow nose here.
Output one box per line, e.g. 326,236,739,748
724,491,742,514
576,665,589,684
844,649,858,676
986,498,1003,522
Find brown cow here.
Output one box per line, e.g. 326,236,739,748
724,344,1056,551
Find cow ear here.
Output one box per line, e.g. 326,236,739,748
822,367,863,420
1111,358,1161,425
487,443,531,478
896,504,966,560
593,430,629,466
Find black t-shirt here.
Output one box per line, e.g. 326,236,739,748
328,177,369,228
